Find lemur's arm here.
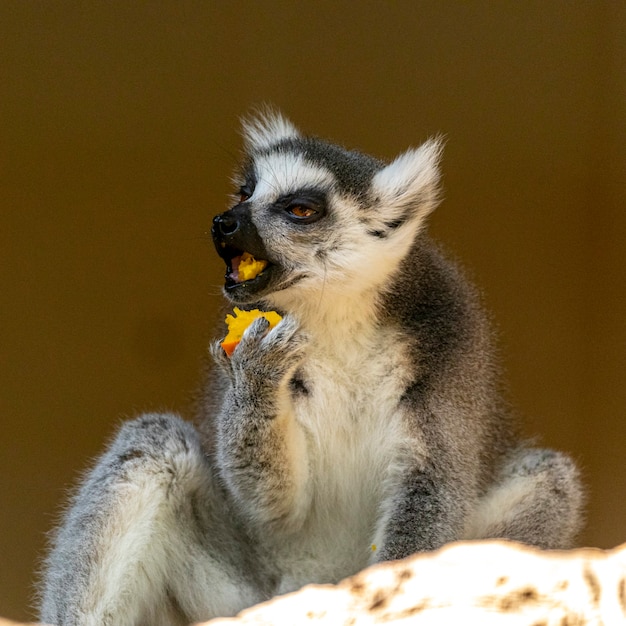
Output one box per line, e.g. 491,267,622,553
372,462,464,562
370,376,471,563
211,316,311,529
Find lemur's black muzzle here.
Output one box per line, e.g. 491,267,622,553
211,205,268,261
212,205,276,297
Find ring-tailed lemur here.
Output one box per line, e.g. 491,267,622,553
40,111,583,626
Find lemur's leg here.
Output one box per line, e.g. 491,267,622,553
210,315,311,530
464,448,584,549
40,413,265,626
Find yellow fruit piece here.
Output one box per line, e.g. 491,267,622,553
238,252,268,282
221,307,283,356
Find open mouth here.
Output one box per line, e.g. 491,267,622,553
228,251,268,284
218,245,274,291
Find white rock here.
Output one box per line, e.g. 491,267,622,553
199,540,626,625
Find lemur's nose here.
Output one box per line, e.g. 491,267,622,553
213,213,239,237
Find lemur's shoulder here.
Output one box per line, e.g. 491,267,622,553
381,236,485,343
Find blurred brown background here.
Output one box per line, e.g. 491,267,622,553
1,1,625,621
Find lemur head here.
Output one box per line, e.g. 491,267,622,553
212,110,442,312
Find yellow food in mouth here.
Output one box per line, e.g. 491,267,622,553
237,252,268,282
221,307,282,356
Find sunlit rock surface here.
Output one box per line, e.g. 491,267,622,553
200,541,626,625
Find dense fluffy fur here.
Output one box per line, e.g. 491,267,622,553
40,111,584,625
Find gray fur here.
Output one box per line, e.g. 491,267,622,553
40,112,584,625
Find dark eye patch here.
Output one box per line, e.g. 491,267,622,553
272,189,327,224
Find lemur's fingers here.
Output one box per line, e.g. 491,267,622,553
242,316,271,342
258,316,308,373
229,314,307,384
262,315,308,354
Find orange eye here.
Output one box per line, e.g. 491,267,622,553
284,197,324,224
289,205,316,218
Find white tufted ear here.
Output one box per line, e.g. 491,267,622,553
371,137,444,222
241,107,301,153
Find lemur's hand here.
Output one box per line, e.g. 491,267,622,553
212,314,309,521
211,315,307,394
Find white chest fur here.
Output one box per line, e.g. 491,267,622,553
271,326,414,592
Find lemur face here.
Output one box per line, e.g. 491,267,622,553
212,141,375,304
212,110,443,307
